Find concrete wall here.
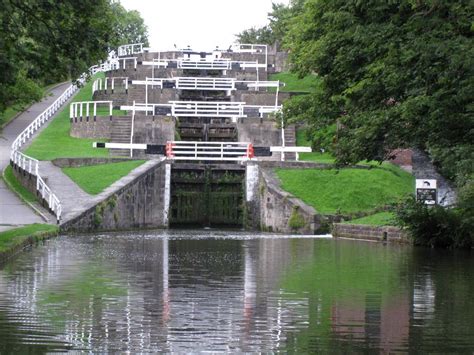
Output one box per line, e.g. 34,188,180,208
275,52,289,73
258,168,321,234
93,91,128,106
70,116,112,139
233,91,290,106
128,87,178,105
132,115,175,145
237,121,281,147
332,224,410,244
61,161,168,233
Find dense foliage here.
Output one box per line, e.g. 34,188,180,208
283,0,473,189
395,197,473,249
235,1,305,46
0,0,148,114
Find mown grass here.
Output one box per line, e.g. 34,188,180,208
62,160,145,195
0,224,58,253
275,164,414,214
295,128,335,163
269,72,322,93
2,166,37,203
24,73,113,160
344,212,396,226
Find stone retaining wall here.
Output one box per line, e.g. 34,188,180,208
70,116,112,139
332,223,410,244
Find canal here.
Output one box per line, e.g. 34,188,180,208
0,231,473,353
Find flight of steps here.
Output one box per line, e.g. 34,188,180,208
110,116,132,157
284,125,297,161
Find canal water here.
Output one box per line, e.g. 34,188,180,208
0,231,473,353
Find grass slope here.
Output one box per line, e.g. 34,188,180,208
269,72,322,93
0,224,58,253
2,166,37,203
62,160,145,195
344,212,396,226
24,73,113,160
296,128,335,163
276,164,414,214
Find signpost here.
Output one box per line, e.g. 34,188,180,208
416,179,437,205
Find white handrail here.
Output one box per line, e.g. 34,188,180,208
70,101,113,121
166,141,254,161
118,43,144,57
10,58,116,222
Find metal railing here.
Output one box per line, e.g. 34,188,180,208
92,77,128,94
169,101,245,118
10,59,115,222
118,43,144,57
165,141,254,161
177,59,231,70
70,101,113,121
175,77,235,91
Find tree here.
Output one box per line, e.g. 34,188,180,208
284,0,473,187
0,0,149,115
236,0,306,47
110,2,149,47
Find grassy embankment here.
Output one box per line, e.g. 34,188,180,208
276,164,414,216
269,72,321,93
270,74,411,224
0,83,61,128
0,224,58,256
62,160,145,195
2,166,37,204
24,72,125,160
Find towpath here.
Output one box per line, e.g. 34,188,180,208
0,83,71,231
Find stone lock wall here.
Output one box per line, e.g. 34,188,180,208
332,224,410,244
61,161,168,233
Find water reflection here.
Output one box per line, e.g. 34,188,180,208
0,231,473,353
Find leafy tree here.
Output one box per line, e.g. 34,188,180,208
235,26,275,45
0,0,149,115
283,0,473,189
110,2,149,47
236,0,306,47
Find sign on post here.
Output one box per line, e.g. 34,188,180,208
416,179,437,205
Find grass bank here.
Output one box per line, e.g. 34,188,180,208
24,73,118,160
269,72,321,93
275,164,414,215
0,224,58,264
62,160,145,195
2,165,37,203
295,128,335,163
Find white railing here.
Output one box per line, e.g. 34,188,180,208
169,101,245,118
37,175,62,217
10,60,115,221
92,77,128,94
118,43,144,57
166,141,254,161
177,59,231,70
119,57,138,70
175,77,235,91
231,43,267,54
70,101,113,121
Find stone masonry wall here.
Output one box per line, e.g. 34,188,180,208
259,169,320,234
332,224,410,244
61,161,168,233
70,116,112,139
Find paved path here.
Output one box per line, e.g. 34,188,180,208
38,161,92,223
0,83,71,231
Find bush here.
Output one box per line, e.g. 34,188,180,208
394,197,473,249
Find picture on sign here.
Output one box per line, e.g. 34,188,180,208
416,179,437,205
